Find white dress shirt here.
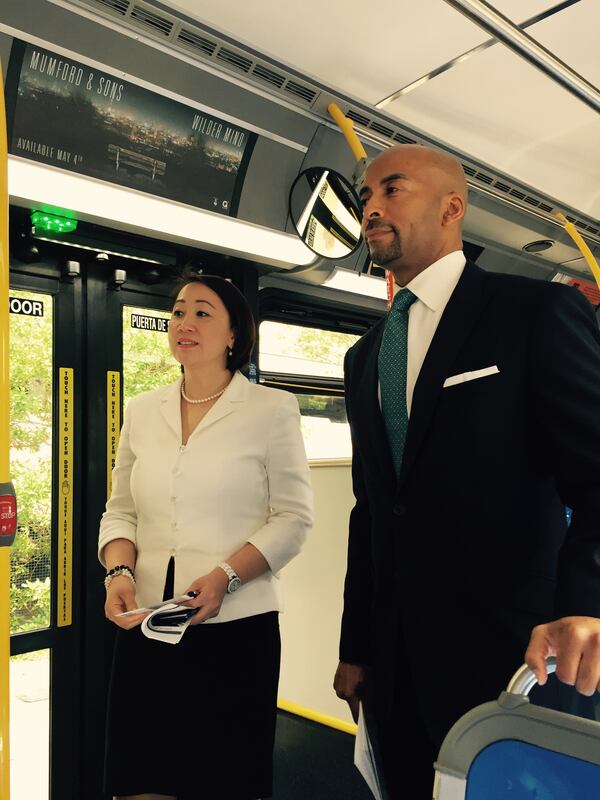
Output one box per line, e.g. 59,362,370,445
380,250,466,414
98,371,313,622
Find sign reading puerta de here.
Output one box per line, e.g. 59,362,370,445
6,40,256,216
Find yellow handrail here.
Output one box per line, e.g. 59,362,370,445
555,212,600,290
278,697,357,736
326,103,397,306
0,62,12,800
327,103,367,162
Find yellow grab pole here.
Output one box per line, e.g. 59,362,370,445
326,103,395,307
555,212,600,290
0,61,17,800
327,103,368,162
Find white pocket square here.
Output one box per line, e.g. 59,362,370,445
443,365,500,388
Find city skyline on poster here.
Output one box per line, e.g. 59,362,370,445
7,42,255,215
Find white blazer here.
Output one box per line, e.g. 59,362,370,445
99,371,313,622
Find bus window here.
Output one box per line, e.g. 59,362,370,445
259,321,359,460
259,320,359,379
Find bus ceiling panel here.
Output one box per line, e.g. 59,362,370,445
562,253,600,287
157,0,558,107
235,137,306,232
475,245,554,281
464,198,586,267
383,5,600,222
529,0,599,88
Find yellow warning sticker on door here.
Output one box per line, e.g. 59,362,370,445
107,371,121,500
57,367,74,627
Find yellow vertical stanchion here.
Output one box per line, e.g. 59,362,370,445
326,103,396,309
554,211,600,291
0,62,18,800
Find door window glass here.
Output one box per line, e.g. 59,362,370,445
122,306,180,404
10,290,53,633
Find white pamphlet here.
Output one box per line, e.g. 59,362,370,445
140,603,197,645
354,702,385,800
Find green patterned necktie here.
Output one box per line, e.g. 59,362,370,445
378,288,417,476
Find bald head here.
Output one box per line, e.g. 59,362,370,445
359,144,468,283
364,144,468,207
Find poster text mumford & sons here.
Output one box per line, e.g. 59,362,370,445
8,43,255,214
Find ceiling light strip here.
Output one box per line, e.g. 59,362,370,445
8,157,316,268
33,237,165,263
323,268,387,300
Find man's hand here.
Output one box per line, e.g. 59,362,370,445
525,616,600,696
334,661,367,723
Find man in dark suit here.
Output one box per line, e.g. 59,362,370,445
333,144,600,798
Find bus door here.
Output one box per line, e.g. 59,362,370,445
9,255,253,800
8,262,82,800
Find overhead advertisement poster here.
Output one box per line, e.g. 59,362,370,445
5,40,256,215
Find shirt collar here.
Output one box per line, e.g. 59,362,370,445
403,250,466,312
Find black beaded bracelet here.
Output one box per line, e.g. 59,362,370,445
104,564,136,590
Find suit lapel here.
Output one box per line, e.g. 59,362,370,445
158,380,182,440
352,322,397,486
397,262,487,491
190,370,248,436
158,371,248,443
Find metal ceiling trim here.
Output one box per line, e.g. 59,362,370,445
443,0,600,114
376,0,582,106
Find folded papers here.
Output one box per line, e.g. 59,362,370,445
141,603,198,644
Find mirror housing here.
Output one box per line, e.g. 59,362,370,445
289,167,363,260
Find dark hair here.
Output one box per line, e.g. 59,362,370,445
172,273,256,373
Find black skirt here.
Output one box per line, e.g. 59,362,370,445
104,611,281,799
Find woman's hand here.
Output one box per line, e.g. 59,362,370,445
183,568,229,625
104,575,147,630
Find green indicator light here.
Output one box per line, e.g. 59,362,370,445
31,210,78,234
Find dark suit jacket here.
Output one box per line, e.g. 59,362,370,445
340,261,600,745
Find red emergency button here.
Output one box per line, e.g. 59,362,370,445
0,496,17,536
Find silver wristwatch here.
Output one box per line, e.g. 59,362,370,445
218,562,242,593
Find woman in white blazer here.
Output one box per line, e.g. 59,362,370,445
99,274,313,800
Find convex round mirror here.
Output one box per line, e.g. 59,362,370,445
289,167,363,259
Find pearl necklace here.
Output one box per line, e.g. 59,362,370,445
180,380,229,404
